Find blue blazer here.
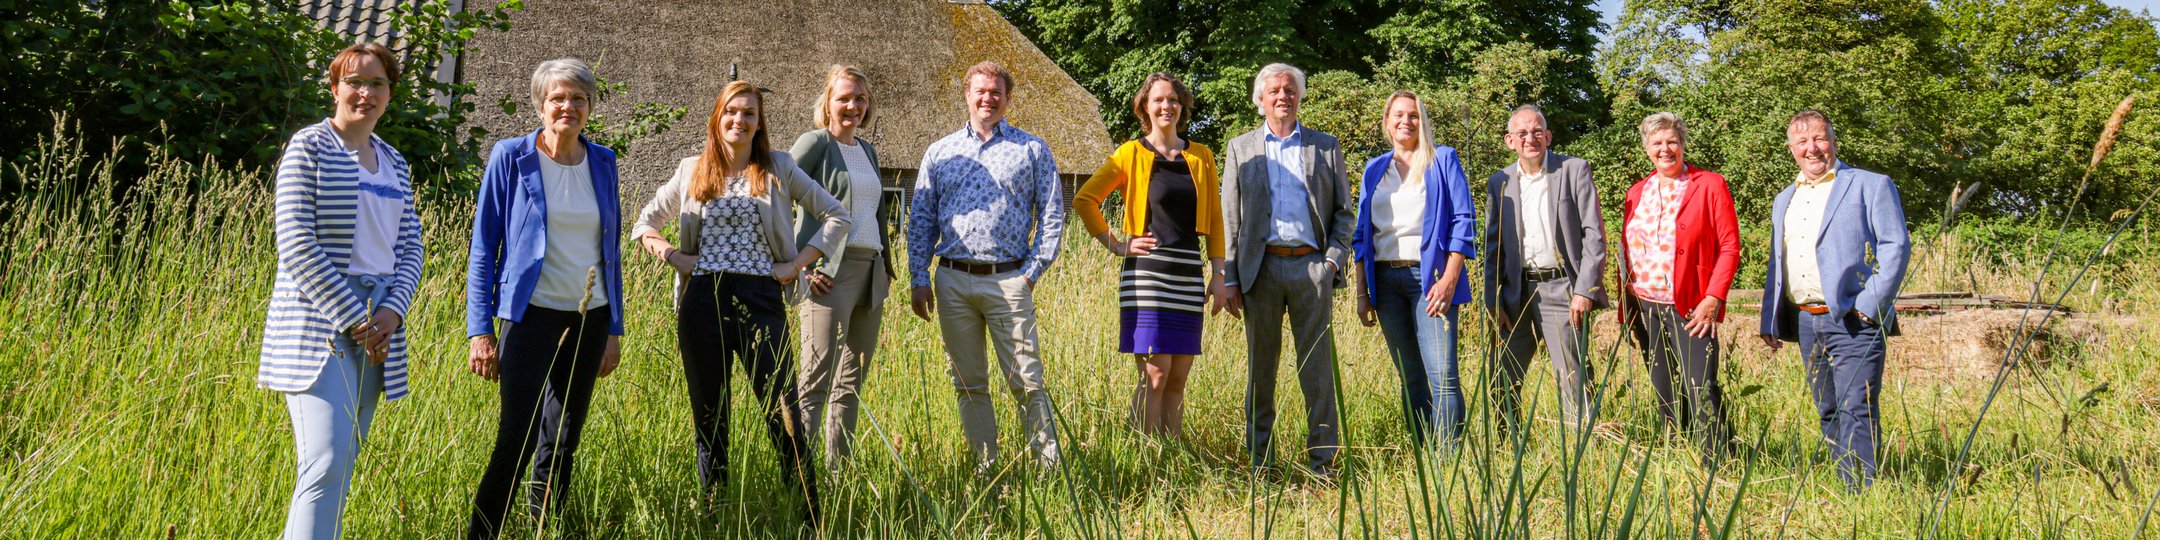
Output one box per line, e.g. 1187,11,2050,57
465,130,625,338
258,120,425,400
1759,161,1911,340
1351,148,1478,304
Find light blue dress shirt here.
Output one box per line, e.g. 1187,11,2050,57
1264,124,1317,248
906,121,1065,287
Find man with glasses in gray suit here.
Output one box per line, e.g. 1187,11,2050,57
1483,105,1610,431
1216,63,1355,476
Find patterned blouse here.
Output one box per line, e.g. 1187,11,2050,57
694,175,772,276
1626,174,1688,304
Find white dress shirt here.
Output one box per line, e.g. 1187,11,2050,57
1372,165,1425,260
1783,171,1836,305
1518,165,1560,269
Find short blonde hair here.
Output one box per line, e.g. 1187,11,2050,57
963,60,1012,94
813,64,873,130
1637,111,1687,145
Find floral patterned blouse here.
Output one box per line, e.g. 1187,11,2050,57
694,175,773,276
1626,174,1688,305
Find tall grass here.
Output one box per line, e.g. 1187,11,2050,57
2,124,2157,537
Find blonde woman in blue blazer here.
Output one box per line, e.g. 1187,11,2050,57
256,43,425,540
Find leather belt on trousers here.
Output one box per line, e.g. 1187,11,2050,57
1525,267,1566,281
939,258,1021,275
1265,245,1317,257
1379,260,1417,269
1796,302,1830,315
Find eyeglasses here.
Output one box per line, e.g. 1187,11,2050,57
1508,128,1548,139
339,77,392,91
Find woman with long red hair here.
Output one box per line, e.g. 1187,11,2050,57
630,80,848,525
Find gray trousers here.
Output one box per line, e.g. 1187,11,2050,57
1241,251,1341,471
1490,274,1594,426
934,267,1060,468
797,248,888,468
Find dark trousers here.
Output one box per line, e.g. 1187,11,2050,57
1633,299,1730,463
1797,310,1886,489
468,306,606,539
679,273,819,517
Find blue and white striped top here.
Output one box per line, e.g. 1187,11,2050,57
257,119,425,400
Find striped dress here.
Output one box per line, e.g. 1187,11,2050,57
257,120,425,401
1119,154,1205,355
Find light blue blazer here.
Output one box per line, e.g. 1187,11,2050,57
257,120,425,400
1758,161,1911,340
464,130,625,338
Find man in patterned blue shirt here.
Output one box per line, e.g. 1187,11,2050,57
906,60,1066,471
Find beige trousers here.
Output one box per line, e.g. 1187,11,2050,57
796,248,888,468
934,267,1060,469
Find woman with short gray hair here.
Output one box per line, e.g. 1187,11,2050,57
1616,111,1741,465
462,57,625,538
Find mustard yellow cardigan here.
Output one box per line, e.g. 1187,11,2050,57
1074,139,1226,260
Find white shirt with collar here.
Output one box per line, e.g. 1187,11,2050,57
1783,169,1836,305
1517,161,1560,270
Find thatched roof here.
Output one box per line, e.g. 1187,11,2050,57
460,0,1113,190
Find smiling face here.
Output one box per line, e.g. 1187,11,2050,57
1258,73,1301,124
965,73,1008,127
719,92,760,146
1505,110,1550,165
1385,96,1421,151
332,54,392,127
1643,128,1686,175
1788,118,1837,179
539,81,591,137
1143,80,1183,136
828,76,868,131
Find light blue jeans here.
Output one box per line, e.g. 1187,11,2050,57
1370,265,1464,446
282,274,390,540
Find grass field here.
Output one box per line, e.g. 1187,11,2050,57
3,132,2158,538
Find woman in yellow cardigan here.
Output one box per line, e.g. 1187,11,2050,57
1075,72,1230,436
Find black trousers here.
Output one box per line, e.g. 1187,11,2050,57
468,305,607,539
679,273,819,516
1632,299,1731,463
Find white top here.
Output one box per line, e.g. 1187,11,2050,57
530,154,610,311
838,141,883,250
1518,165,1560,269
349,146,403,276
1372,164,1426,261
1783,171,1836,305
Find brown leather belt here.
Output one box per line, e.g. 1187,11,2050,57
939,258,1022,275
1796,302,1830,315
1525,267,1566,281
1265,245,1317,257
1377,260,1416,269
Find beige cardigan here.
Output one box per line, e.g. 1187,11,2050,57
632,152,851,303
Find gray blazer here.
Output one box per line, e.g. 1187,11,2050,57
1481,152,1609,313
1219,125,1355,292
631,152,851,303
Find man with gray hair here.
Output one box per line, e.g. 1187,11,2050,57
1482,104,1608,430
1217,63,1355,475
1757,110,1909,491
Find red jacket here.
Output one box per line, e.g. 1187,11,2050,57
1615,164,1743,324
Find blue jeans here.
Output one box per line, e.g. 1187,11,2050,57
1371,265,1464,446
282,274,391,540
1798,309,1886,490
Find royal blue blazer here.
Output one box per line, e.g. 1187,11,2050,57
465,129,625,337
1351,147,1479,304
1758,161,1911,340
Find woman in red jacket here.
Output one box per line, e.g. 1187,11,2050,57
1617,112,1741,464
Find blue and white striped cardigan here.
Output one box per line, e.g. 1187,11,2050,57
257,119,426,400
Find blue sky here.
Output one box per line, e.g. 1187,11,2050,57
1591,0,2160,33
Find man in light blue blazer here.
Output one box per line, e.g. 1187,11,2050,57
1756,110,1910,491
